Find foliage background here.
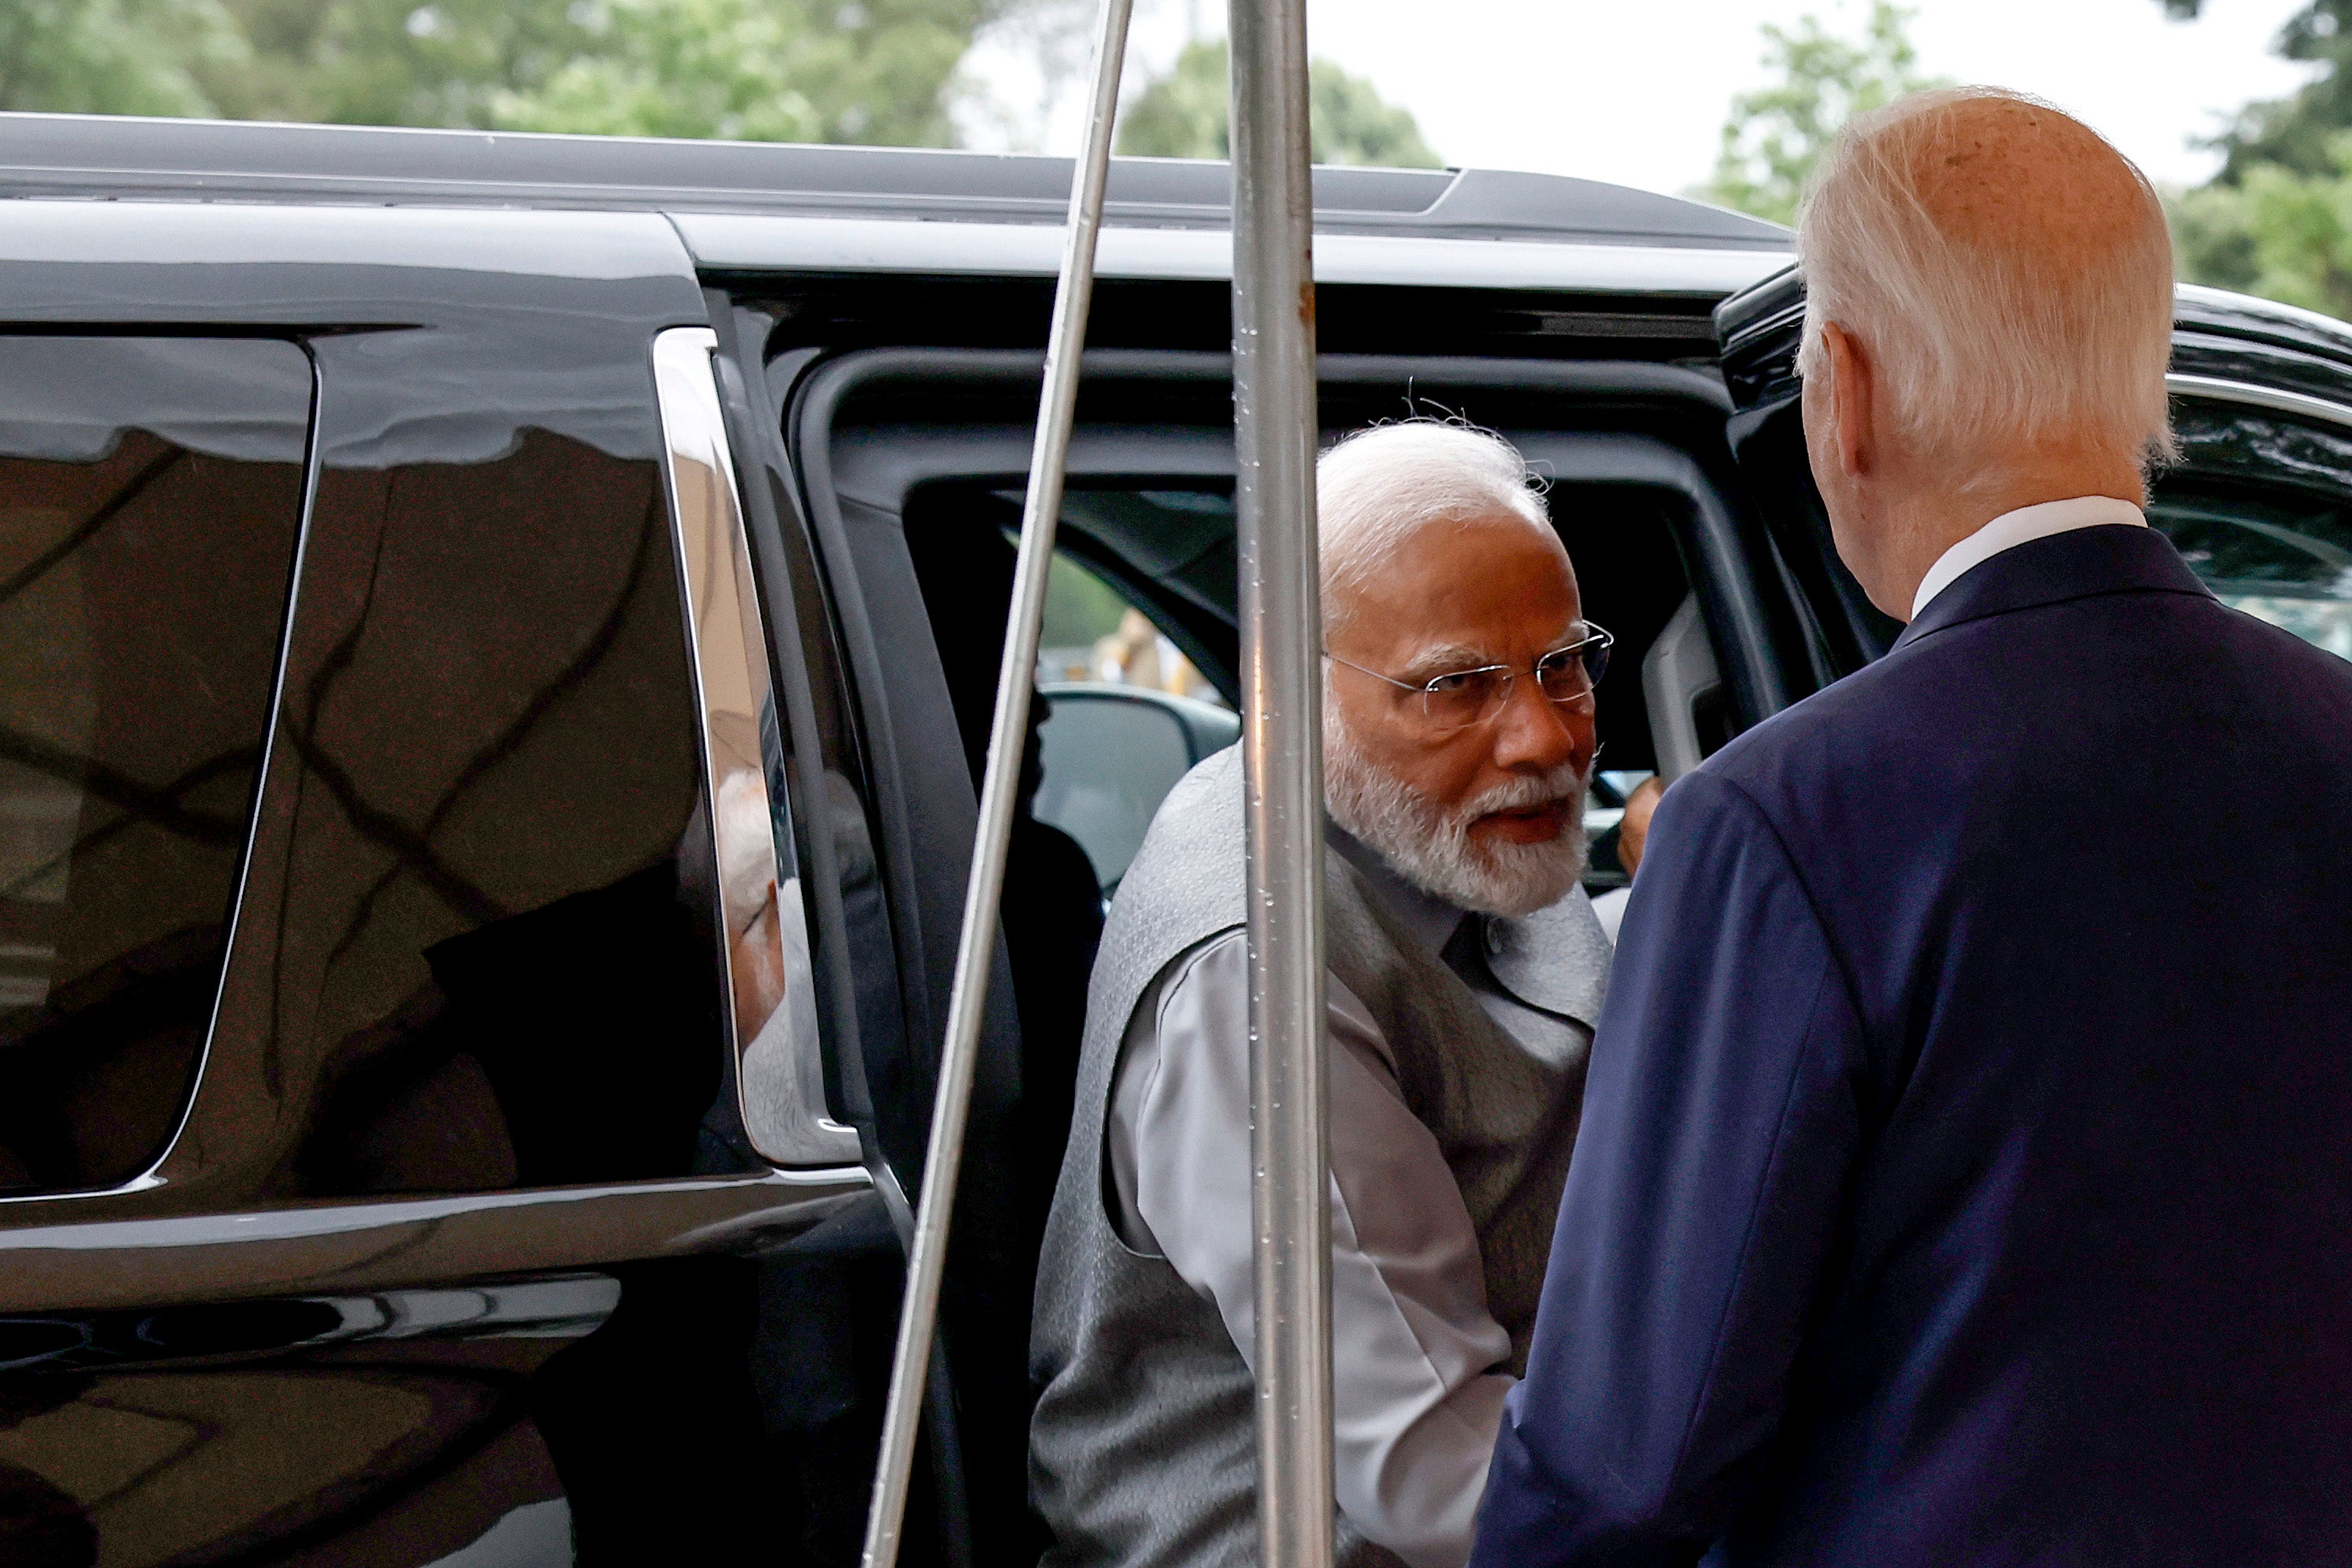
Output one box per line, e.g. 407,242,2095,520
1695,1,2352,321
1695,1,1947,227
1113,38,1439,167
0,0,1441,163
2154,0,2352,318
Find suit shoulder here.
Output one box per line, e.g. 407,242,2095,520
1686,655,1909,789
1131,746,1244,859
2208,597,2352,688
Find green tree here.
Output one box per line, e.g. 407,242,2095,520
1113,38,1442,168
0,0,249,115
1697,1,1949,227
2241,143,2352,316
488,0,985,144
2161,2,2352,184
2154,1,2352,311
187,0,600,125
2167,180,2263,296
10,0,1026,149
2165,136,2352,318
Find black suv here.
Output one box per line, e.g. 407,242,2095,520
2,113,2348,1568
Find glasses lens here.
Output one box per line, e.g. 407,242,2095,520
1420,666,1511,731
1535,649,1591,705
1581,632,1612,687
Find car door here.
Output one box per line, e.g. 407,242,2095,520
1715,270,2352,684
0,204,891,1567
1712,266,1900,681
729,317,1831,1560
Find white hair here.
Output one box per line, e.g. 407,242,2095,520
1316,420,1555,633
1795,85,2176,475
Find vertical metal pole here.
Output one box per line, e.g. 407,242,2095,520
857,0,1132,1563
1230,5,1333,1568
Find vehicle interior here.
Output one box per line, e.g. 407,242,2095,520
766,338,1803,1558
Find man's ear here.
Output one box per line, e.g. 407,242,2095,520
1820,321,1875,479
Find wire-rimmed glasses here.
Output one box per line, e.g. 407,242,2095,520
1326,623,1614,736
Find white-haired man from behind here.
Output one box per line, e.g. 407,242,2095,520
1478,86,2352,1568
1029,420,1616,1568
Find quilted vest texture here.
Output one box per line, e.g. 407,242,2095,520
1029,746,1606,1568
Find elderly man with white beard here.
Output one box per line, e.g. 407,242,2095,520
1029,420,1615,1568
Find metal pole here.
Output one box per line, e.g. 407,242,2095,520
857,0,1133,1561
1229,4,1333,1568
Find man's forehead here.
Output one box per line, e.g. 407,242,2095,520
1330,511,1580,656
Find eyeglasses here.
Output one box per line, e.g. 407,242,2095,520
1326,624,1613,736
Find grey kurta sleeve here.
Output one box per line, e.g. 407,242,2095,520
1109,929,1517,1568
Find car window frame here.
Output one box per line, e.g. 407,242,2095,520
0,207,868,1246
2158,380,2352,652
0,328,318,1204
786,347,1806,1133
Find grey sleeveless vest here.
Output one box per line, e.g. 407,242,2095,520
1029,746,1607,1568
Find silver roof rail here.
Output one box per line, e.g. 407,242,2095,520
858,0,1338,1559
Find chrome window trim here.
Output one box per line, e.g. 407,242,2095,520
2169,372,2352,433
652,326,862,1167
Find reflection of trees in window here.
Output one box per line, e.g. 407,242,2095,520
0,336,311,1194
298,476,669,949
274,430,723,1196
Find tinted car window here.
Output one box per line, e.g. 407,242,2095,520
2150,480,2352,659
1035,539,1226,702
2156,403,2352,662
0,336,310,1193
278,427,737,1195
1029,545,1239,893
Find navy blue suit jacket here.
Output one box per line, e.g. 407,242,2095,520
1472,525,2352,1566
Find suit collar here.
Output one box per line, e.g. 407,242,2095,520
1910,495,2147,619
1891,523,2212,654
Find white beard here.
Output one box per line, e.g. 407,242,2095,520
1323,702,1590,920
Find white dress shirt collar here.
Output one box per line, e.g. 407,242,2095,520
1911,495,2147,620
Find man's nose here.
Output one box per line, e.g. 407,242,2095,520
1490,679,1589,772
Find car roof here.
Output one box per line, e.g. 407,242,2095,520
0,111,1789,252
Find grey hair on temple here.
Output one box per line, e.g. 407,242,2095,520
1316,421,1556,633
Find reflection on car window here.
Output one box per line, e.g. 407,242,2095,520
1026,539,1240,896
2150,482,2352,659
274,430,737,1196
2161,409,2352,662
0,337,310,1193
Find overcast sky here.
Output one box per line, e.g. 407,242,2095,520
964,0,2320,196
